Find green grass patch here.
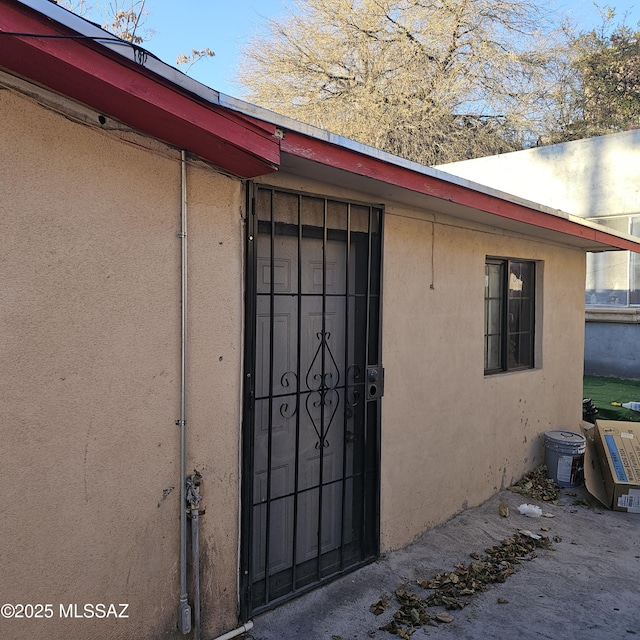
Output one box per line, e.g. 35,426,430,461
584,375,640,422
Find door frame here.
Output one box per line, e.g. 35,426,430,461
239,183,384,620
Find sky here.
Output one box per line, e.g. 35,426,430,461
95,0,640,98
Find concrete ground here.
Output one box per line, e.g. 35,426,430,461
249,485,640,640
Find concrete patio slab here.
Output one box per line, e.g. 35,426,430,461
249,485,640,640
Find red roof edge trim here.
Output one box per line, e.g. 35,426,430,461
0,0,281,178
281,130,640,252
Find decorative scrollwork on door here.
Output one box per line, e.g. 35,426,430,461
278,372,299,419
305,331,340,392
305,330,341,448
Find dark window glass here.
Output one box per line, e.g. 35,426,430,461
485,258,535,374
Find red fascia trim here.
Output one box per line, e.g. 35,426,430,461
282,131,640,252
0,1,280,178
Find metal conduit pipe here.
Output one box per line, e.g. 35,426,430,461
211,621,255,640
177,149,192,634
174,151,253,640
187,471,203,640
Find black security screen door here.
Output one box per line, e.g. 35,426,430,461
241,185,383,617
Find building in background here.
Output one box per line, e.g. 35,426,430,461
441,130,640,379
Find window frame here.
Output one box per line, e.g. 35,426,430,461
585,214,640,307
485,257,536,375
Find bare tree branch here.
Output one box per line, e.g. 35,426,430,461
237,0,564,164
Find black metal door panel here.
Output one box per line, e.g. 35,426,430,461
241,186,383,617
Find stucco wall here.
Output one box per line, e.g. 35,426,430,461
440,131,640,380
3,81,589,639
0,88,244,640
585,322,640,379
256,173,587,553
380,207,585,550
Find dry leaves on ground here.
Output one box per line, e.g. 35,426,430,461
508,465,560,502
376,531,553,636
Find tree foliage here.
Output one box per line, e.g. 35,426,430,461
176,48,216,73
238,0,563,164
55,0,640,157
56,0,213,69
544,8,640,144
56,0,152,43
102,0,150,44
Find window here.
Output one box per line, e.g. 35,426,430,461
485,258,535,374
585,214,640,307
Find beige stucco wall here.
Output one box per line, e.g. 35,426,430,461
380,209,585,550
440,131,640,379
0,87,244,639
257,172,586,553
3,78,587,640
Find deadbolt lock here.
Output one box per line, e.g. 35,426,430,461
366,366,384,400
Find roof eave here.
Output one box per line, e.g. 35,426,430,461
0,0,280,178
278,131,640,253
3,0,640,254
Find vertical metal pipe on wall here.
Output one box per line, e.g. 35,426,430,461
186,472,203,640
175,154,255,640
177,150,192,634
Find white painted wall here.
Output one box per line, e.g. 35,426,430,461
439,129,640,218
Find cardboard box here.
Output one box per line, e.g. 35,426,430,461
583,420,640,513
